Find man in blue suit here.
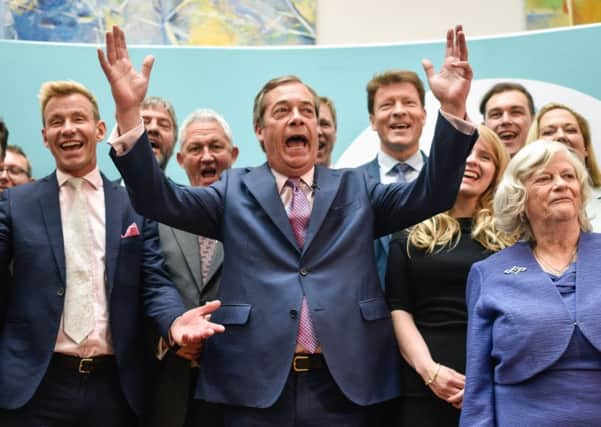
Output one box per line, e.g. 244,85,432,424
99,25,477,426
0,80,223,426
358,70,430,289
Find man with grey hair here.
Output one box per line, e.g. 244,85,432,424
145,109,238,427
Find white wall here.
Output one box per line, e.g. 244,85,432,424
317,0,525,44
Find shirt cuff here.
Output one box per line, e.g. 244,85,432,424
107,119,145,156
439,110,476,135
156,337,170,360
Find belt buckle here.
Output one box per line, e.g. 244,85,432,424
78,358,94,374
293,355,309,372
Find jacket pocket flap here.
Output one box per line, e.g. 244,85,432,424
359,298,390,321
211,304,251,325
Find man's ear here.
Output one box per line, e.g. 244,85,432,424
95,120,107,142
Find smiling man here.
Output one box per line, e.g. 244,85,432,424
100,25,478,426
479,82,535,157
0,80,223,427
358,70,429,290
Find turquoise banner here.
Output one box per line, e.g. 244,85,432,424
1,24,600,182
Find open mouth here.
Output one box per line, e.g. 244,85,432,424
286,135,308,148
60,141,84,151
200,168,217,179
498,131,517,142
463,170,480,180
390,123,410,130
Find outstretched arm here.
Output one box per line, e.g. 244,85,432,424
422,25,472,119
97,26,153,134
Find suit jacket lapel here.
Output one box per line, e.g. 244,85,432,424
243,164,299,251
38,173,66,284
303,166,340,252
171,227,203,293
103,175,123,297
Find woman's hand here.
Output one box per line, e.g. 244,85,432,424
424,362,465,405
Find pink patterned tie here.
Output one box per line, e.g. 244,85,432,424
286,178,319,353
198,236,216,284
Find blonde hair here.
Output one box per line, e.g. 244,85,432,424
494,140,592,242
39,80,100,125
526,102,601,187
408,125,514,253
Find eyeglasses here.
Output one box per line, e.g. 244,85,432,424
0,165,29,178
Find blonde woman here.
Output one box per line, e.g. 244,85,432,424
385,126,513,426
526,102,601,230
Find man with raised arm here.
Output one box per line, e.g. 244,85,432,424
99,25,476,426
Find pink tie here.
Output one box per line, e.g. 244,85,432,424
286,178,319,353
198,236,216,284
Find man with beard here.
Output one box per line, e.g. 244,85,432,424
142,96,178,170
479,82,535,157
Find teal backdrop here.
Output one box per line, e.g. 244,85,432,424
1,24,600,182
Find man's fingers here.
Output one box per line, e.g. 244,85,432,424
97,49,111,78
445,27,453,58
105,30,116,65
141,56,155,81
197,300,222,316
456,26,468,61
421,59,435,79
114,26,128,60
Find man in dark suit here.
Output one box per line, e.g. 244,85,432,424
0,80,223,427
357,70,430,289
99,25,477,426
146,108,238,427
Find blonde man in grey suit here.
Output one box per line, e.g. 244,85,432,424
146,109,238,427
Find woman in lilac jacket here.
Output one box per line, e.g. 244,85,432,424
461,140,601,426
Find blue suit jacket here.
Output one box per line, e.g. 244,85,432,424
356,151,428,288
460,232,601,426
111,113,476,408
0,173,186,414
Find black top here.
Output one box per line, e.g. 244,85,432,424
385,218,493,397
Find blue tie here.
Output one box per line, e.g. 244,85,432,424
391,163,412,183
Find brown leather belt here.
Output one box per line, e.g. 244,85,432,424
51,353,117,374
291,354,326,373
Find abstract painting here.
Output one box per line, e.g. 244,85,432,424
1,0,316,45
526,0,601,30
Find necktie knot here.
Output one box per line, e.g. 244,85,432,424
391,162,412,183
68,177,84,191
286,177,301,191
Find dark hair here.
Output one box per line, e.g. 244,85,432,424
5,144,32,177
479,82,535,117
0,117,8,159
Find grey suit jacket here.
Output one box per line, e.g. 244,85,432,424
144,225,223,427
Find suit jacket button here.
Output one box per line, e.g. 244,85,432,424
289,310,298,319
57,288,65,296
300,268,309,276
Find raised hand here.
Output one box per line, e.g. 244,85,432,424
170,300,226,346
422,25,472,118
97,26,155,133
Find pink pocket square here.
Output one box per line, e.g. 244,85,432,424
121,222,140,238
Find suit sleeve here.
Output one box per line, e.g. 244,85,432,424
370,112,477,237
460,264,496,426
139,217,187,339
110,131,224,240
0,190,12,322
